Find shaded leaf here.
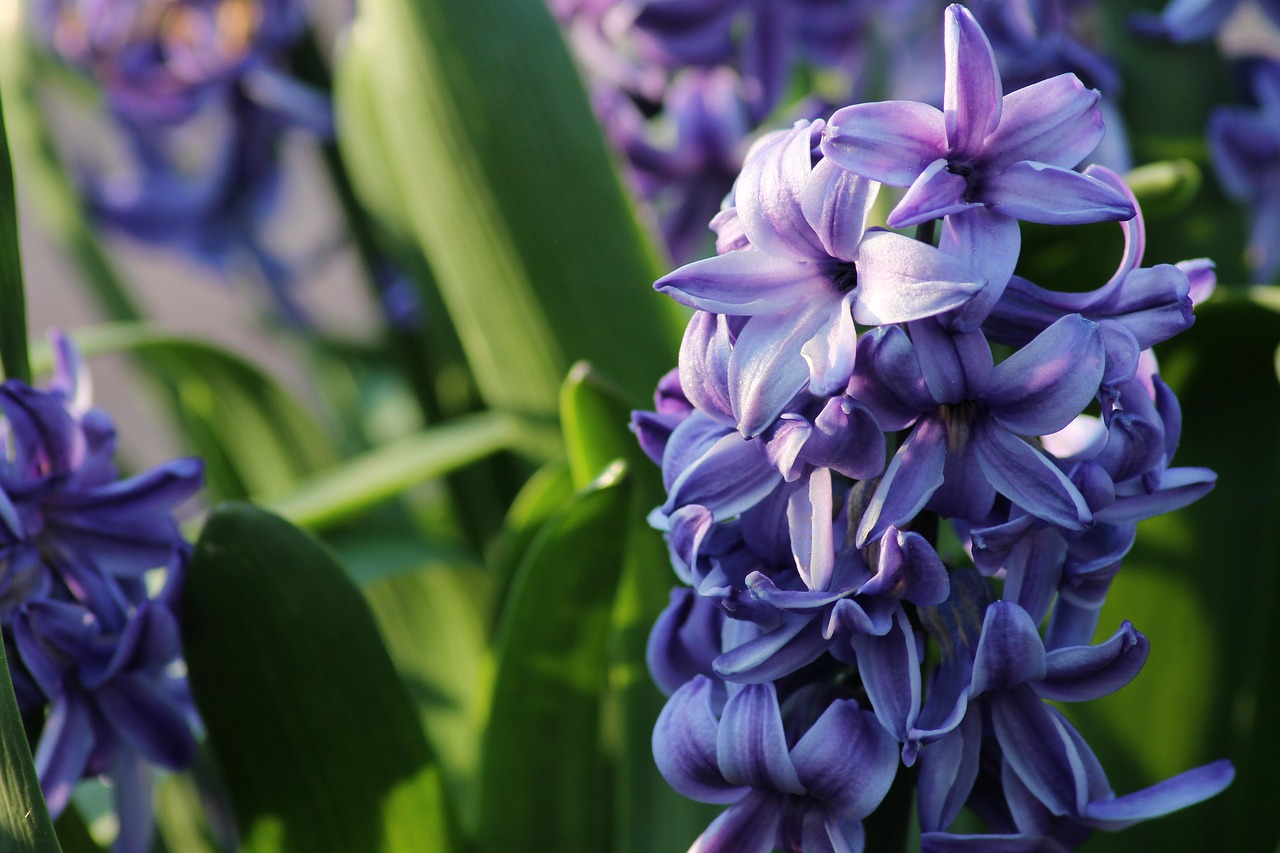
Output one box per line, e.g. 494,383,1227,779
184,504,456,853
0,643,61,852
477,462,631,852
0,83,29,384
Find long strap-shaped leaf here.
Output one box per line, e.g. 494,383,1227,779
0,84,28,385
339,0,686,417
184,504,457,853
0,643,61,852
478,460,632,851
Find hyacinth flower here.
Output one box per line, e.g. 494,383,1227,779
820,3,1133,299
917,601,1234,850
636,4,1233,849
653,676,899,853
655,118,987,437
1208,60,1280,282
0,332,203,853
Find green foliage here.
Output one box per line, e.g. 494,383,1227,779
336,0,686,418
0,84,29,385
184,504,457,853
0,644,61,853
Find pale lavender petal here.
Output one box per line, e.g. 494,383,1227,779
791,699,900,817
821,101,948,186
691,792,782,853
802,292,860,396
731,300,834,436
856,416,948,547
984,162,1135,225
887,159,976,229
973,423,1092,530
852,231,986,325
944,4,1003,157
1039,621,1148,703
789,467,836,591
736,122,827,259
982,74,1105,170
986,314,1104,437
801,157,878,262
1082,165,1144,282
653,676,747,803
680,311,736,424
655,250,826,315
939,208,1021,330
1082,760,1235,829
970,601,1046,696
659,428,780,524
717,683,805,794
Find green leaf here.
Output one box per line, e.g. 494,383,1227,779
1070,301,1280,852
1124,159,1202,218
184,503,457,853
0,642,61,852
264,410,558,530
362,565,491,836
477,461,632,852
0,83,29,385
338,0,685,417
52,807,102,853
558,361,721,851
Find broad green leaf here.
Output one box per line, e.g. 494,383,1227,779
52,808,101,853
1070,301,1280,852
338,0,685,417
477,462,632,852
487,460,575,610
264,410,558,530
362,565,490,836
559,361,721,851
0,642,60,852
0,83,29,384
184,504,456,853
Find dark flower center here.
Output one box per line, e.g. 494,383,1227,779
831,261,858,293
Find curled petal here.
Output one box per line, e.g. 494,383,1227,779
971,601,1047,696
821,101,948,186
653,676,746,803
888,159,976,229
717,683,805,794
973,423,1092,531
731,301,834,437
986,314,1104,437
983,74,1105,170
736,122,828,259
1082,760,1235,829
680,312,736,424
984,162,1136,225
791,699,900,817
801,157,878,262
1039,621,1149,703
691,791,782,853
655,250,825,316
857,415,948,547
850,607,923,742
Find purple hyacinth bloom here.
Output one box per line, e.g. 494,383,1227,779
919,601,1235,847
820,4,1132,298
655,118,986,437
653,676,898,853
0,333,203,853
850,313,1103,546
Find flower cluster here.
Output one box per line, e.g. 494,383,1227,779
1,333,203,853
635,6,1232,850
553,0,1126,262
30,0,332,321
